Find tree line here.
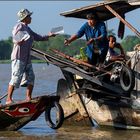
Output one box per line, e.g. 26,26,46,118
0,34,140,60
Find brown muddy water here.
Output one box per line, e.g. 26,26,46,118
0,63,140,140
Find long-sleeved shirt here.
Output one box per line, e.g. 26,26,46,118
76,21,109,60
11,22,48,63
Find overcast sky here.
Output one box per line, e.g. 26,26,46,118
0,1,140,40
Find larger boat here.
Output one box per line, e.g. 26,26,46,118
31,0,140,130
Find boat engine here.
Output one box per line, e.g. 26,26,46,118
110,64,122,83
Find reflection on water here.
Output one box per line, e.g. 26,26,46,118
0,64,140,140
0,126,140,140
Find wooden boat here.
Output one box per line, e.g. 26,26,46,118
31,0,140,130
0,95,64,131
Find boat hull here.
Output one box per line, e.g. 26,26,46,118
57,78,140,130
0,95,60,131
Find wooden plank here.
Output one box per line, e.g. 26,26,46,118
105,5,140,37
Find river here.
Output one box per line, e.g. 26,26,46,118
0,63,140,140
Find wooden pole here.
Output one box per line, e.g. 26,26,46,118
51,49,96,69
51,49,111,75
105,5,140,38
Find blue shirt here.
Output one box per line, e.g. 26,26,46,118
11,22,48,63
76,22,109,60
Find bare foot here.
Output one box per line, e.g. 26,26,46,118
25,98,31,102
6,100,14,105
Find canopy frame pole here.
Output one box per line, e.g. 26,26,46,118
105,5,140,38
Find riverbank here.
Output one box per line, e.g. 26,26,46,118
0,59,45,64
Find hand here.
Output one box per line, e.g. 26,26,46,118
111,55,124,61
48,32,56,37
86,38,94,45
109,41,115,48
17,39,25,46
64,39,70,46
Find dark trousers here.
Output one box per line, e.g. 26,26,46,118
88,48,108,66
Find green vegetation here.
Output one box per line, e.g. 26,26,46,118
0,60,11,63
0,37,12,60
34,34,86,56
31,59,46,63
0,34,140,63
121,35,140,51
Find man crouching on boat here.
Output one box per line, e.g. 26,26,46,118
6,9,56,105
